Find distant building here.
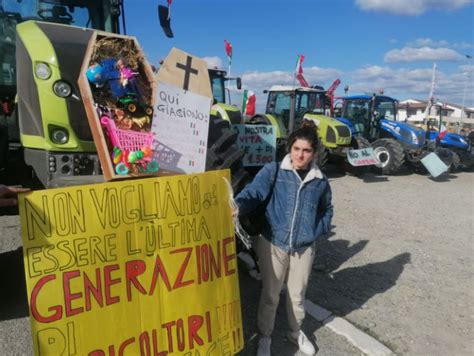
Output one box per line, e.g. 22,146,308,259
397,99,474,132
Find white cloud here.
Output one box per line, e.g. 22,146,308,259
452,41,474,50
406,38,473,51
345,65,473,106
229,64,473,114
407,38,450,48
384,47,464,63
202,56,223,69
238,67,343,112
355,0,471,15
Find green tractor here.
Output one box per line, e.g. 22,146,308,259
0,1,248,192
209,68,243,125
246,85,359,168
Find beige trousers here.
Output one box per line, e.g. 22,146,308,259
255,236,316,337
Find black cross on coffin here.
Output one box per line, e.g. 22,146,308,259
176,56,199,91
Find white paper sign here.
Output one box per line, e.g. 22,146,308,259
347,147,379,166
233,124,276,166
151,81,211,173
420,152,448,178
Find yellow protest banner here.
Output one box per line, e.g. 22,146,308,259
19,170,243,355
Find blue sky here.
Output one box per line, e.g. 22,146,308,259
125,0,474,112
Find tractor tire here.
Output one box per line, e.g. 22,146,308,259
206,114,250,193
248,115,270,125
450,151,461,172
316,142,328,169
145,107,153,117
371,138,405,175
127,103,137,113
434,147,456,172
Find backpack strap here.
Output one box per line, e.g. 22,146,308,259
269,162,280,196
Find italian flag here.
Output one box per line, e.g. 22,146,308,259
224,40,233,60
242,89,256,116
295,54,305,75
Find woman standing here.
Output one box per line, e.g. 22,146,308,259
235,121,333,356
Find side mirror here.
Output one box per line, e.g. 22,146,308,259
236,77,242,90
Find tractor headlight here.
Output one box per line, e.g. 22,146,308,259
411,131,419,145
35,62,52,80
459,137,467,145
50,128,69,144
53,81,72,98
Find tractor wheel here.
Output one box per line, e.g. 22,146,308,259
371,138,405,175
145,107,153,116
248,115,270,125
449,151,461,172
435,147,456,172
127,103,137,113
345,136,371,176
316,142,328,169
206,114,250,193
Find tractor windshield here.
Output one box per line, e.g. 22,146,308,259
295,91,326,115
342,96,398,125
0,0,118,96
209,70,226,104
342,99,370,124
267,90,326,131
374,97,397,121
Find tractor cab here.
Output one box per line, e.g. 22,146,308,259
246,85,352,165
265,86,327,136
337,94,426,148
338,95,397,138
209,68,243,124
0,0,121,100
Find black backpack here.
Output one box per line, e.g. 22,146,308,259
240,163,280,236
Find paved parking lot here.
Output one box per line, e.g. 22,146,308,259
1,169,473,355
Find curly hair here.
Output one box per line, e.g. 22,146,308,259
286,119,319,152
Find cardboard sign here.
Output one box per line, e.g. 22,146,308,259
347,147,379,166
152,48,213,174
421,152,448,178
152,82,211,173
233,125,276,166
19,170,243,355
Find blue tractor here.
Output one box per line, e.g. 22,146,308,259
335,94,454,175
425,119,473,171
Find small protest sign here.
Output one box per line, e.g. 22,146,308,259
152,48,212,174
347,147,379,166
233,124,276,166
421,152,448,178
19,170,243,355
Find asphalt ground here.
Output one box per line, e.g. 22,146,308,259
1,167,473,355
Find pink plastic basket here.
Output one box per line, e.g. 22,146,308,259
101,116,154,154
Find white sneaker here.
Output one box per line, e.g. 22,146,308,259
288,330,315,355
257,336,271,356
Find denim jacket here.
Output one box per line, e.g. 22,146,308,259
235,154,333,252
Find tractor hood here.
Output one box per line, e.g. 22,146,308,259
438,132,469,150
379,119,426,148
211,102,243,124
304,113,352,148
